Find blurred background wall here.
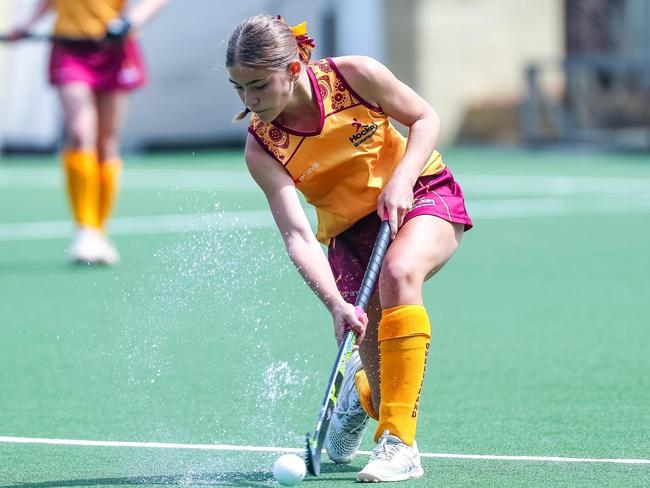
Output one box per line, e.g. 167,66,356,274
1,0,649,152
388,0,564,144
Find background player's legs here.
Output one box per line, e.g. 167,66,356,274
60,82,98,151
96,91,128,230
58,83,103,263
59,82,98,228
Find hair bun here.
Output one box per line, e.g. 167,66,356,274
277,16,315,62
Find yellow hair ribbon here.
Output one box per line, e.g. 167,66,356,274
290,21,308,37
277,16,315,48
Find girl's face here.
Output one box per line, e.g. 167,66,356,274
228,65,293,123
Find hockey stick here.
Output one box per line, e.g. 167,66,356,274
0,33,120,43
305,219,391,476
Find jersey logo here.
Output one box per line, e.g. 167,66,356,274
349,119,377,147
297,161,320,183
352,119,364,133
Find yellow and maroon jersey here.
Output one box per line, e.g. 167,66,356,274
248,57,445,244
53,0,126,38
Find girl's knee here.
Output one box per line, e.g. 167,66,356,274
97,136,120,161
380,256,422,289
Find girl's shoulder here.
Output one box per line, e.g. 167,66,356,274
327,55,382,81
323,56,385,110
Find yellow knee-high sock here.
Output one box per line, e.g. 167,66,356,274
375,305,431,446
62,149,100,228
355,369,379,420
98,159,122,229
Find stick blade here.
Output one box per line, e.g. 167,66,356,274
304,432,321,476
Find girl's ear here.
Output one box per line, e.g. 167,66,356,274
288,60,302,75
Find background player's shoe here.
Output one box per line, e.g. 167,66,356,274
356,430,424,482
324,350,369,464
69,228,119,265
95,234,120,265
69,228,102,264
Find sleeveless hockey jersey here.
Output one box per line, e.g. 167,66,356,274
53,0,126,38
248,57,445,244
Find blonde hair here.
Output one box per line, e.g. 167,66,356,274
227,14,315,121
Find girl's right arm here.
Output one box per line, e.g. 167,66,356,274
244,134,367,343
8,0,53,40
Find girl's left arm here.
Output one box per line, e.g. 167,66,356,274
337,56,441,238
127,0,168,29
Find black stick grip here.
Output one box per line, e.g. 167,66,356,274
354,220,391,311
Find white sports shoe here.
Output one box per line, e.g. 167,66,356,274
356,430,424,482
69,228,102,264
95,234,120,265
324,350,370,464
69,228,120,265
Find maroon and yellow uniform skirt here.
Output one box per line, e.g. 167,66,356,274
49,37,147,91
328,167,473,302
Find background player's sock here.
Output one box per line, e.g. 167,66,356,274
62,149,100,229
98,159,122,230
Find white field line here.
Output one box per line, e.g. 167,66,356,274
2,168,650,195
2,194,650,241
466,194,650,218
0,168,258,192
459,174,650,196
0,210,273,241
0,436,648,465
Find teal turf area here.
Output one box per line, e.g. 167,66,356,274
1,147,649,487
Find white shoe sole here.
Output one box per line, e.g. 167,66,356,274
70,242,120,266
71,251,100,265
328,452,355,465
356,466,424,483
96,250,120,266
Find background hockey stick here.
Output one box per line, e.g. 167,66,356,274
0,33,121,43
305,219,391,476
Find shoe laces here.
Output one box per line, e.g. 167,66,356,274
370,431,403,461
